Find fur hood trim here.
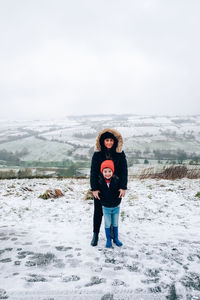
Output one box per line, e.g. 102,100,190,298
95,128,124,153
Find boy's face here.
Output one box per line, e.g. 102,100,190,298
104,138,114,149
102,167,113,179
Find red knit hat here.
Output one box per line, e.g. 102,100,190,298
100,160,115,174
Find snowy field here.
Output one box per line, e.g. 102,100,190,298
0,115,200,166
0,178,200,300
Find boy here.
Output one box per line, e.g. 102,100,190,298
98,160,123,248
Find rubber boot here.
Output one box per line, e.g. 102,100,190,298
113,226,123,247
110,225,114,241
90,232,99,246
105,228,112,248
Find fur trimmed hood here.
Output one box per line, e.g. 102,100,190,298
95,128,124,153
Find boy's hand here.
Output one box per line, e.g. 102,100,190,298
118,189,126,198
92,190,101,200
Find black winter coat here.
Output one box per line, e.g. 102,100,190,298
97,174,121,207
90,150,128,191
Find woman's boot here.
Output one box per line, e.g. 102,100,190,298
113,226,123,247
91,232,99,246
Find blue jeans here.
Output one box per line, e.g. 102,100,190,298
102,205,120,228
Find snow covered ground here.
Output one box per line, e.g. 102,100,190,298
0,178,200,299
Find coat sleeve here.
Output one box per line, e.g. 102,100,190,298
90,152,100,191
119,151,128,190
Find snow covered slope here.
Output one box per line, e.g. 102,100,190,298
0,178,200,299
0,115,200,165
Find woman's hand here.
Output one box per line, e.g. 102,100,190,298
118,189,126,198
92,190,101,200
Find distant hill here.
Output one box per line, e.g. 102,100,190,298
0,114,200,172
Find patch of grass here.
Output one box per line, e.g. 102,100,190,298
140,165,200,180
84,189,94,201
39,189,64,199
195,192,200,198
148,185,153,190
120,211,126,222
128,194,138,206
120,211,129,222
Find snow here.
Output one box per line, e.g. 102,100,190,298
0,178,200,299
39,126,96,145
1,115,200,164
0,137,73,162
127,116,173,125
115,126,162,138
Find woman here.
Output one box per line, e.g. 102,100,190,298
90,128,128,246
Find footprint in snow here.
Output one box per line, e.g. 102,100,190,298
0,289,8,299
25,274,48,282
0,258,12,263
55,246,73,251
85,276,106,287
62,275,80,282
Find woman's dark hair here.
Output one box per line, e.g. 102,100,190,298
99,132,118,153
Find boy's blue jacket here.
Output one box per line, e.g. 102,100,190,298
97,173,122,207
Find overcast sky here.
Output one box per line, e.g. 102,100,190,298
0,0,200,120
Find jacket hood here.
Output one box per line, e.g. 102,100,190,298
95,128,124,153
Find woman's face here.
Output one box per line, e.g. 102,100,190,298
104,138,114,149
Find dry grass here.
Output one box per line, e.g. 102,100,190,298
139,165,200,180
39,189,64,199
84,189,94,201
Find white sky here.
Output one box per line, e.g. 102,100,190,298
0,0,200,119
